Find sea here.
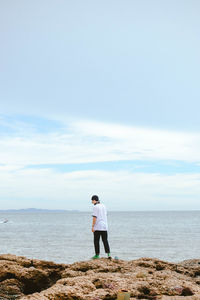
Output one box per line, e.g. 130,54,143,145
0,211,199,264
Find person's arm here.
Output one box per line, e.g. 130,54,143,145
92,216,96,232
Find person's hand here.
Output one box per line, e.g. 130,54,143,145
92,227,94,232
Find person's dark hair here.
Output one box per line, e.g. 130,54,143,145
91,195,99,202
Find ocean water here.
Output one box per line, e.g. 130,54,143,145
0,211,199,264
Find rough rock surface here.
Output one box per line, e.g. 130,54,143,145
1,255,200,299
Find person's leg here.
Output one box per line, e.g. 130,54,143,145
94,231,101,256
101,231,110,254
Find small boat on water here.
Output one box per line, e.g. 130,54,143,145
0,219,8,223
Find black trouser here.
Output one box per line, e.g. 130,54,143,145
94,230,110,255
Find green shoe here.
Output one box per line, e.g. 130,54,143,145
107,253,112,259
92,255,100,259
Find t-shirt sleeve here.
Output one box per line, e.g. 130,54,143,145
92,206,98,218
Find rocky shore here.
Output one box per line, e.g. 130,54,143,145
1,255,200,299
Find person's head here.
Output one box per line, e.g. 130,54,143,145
91,195,100,204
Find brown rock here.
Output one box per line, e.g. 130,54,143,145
1,255,200,299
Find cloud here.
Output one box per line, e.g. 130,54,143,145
0,118,200,166
1,116,200,209
71,120,200,161
0,167,200,210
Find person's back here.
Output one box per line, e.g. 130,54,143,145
93,203,108,231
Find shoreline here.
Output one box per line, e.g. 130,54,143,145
1,254,200,299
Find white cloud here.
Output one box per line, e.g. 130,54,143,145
0,167,200,210
0,119,200,166
1,118,200,209
71,120,200,161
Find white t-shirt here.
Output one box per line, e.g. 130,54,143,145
92,203,108,231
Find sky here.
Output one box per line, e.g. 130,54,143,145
0,0,200,210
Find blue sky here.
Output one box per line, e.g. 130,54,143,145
0,0,200,210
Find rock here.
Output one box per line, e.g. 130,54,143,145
0,255,200,299
0,254,65,299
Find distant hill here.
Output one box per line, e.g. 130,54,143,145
0,208,79,213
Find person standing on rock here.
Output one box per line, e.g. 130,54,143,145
91,195,111,259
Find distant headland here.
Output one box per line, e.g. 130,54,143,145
0,208,79,212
